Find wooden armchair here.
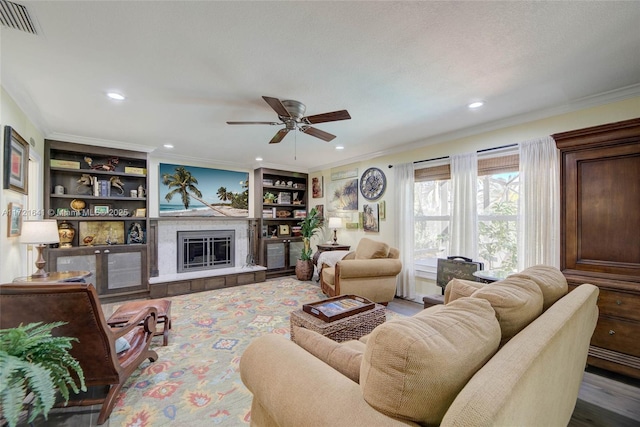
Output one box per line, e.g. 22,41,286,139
0,283,158,425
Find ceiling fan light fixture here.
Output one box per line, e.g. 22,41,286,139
228,96,350,144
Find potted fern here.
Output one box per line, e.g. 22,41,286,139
0,322,86,427
295,207,323,281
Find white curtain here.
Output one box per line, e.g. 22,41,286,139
394,162,415,299
518,136,560,269
450,152,478,259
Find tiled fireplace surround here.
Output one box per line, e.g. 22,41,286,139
148,218,266,298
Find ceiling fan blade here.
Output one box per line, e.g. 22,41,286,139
300,126,336,142
269,128,290,144
226,121,281,125
262,96,291,118
303,110,351,124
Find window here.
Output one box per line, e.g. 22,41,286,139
413,153,519,277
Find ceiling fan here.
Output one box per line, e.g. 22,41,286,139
227,96,351,144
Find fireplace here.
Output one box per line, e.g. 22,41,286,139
177,230,235,273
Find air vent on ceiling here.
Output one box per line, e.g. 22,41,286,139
0,0,36,34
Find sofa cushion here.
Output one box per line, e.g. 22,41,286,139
355,238,390,260
509,265,568,311
444,278,485,304
471,276,543,344
292,326,363,383
360,297,500,425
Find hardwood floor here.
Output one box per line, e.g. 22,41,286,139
387,297,640,426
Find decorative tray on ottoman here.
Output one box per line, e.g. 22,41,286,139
302,295,374,322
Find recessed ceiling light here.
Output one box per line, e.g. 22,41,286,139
335,145,344,150
255,157,263,162
163,144,174,149
106,92,126,101
468,101,484,109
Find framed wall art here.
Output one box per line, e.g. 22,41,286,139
3,126,29,195
363,203,379,232
159,163,249,217
328,178,358,212
312,176,323,198
7,202,23,237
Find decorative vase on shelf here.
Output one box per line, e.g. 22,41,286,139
57,221,75,248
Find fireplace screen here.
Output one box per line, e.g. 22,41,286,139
178,230,235,273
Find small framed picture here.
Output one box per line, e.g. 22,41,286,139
91,204,111,216
312,176,323,198
7,202,22,237
3,126,29,195
278,224,290,237
134,208,147,217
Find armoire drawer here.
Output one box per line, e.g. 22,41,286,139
590,316,640,357
596,289,640,322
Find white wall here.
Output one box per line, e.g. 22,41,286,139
0,88,45,282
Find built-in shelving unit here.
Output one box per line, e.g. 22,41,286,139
44,140,150,301
254,168,308,278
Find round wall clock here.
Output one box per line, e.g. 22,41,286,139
360,167,387,201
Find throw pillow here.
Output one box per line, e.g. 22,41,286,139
115,336,131,353
355,238,390,260
293,326,363,383
510,265,568,311
471,276,543,344
360,297,500,425
444,278,485,304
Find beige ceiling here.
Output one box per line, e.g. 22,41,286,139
2,1,640,172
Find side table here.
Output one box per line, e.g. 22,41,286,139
13,270,92,284
312,243,351,266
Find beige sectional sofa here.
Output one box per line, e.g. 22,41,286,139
241,266,599,426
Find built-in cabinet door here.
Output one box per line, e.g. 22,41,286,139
263,238,303,276
102,246,147,295
47,245,147,295
51,249,98,285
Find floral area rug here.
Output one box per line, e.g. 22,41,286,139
103,277,331,426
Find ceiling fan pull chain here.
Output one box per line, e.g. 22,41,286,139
294,129,297,160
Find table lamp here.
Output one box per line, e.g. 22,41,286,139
20,219,60,278
328,217,342,245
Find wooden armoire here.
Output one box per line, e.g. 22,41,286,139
554,117,640,379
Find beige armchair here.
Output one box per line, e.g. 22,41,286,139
320,238,402,304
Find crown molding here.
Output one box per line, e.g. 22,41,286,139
45,132,157,153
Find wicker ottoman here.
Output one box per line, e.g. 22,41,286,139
107,299,172,346
290,303,386,343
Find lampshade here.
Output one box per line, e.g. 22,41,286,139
20,220,60,244
328,217,342,229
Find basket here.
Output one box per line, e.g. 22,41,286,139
290,303,386,343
